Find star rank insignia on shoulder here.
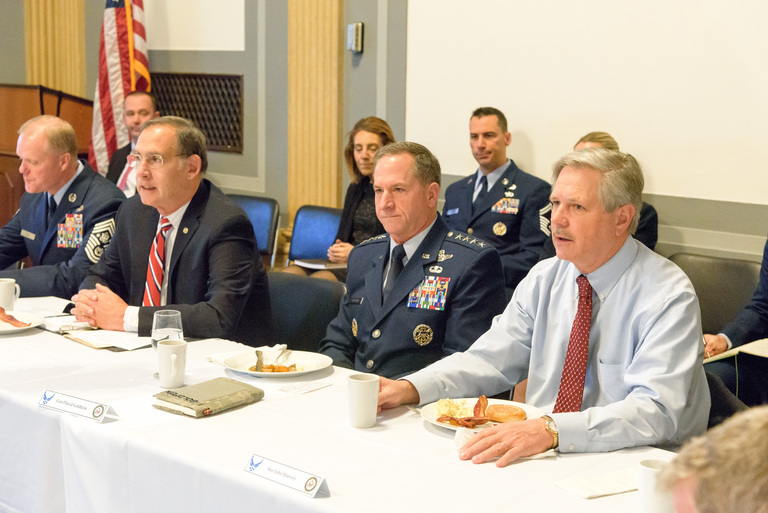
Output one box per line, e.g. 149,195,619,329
359,233,388,246
445,231,488,250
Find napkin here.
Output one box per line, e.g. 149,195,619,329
452,428,556,460
555,467,637,499
206,344,288,366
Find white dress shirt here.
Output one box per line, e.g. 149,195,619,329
122,203,191,332
407,237,710,453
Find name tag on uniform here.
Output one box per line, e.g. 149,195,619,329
491,197,520,215
407,276,450,311
21,229,36,240
445,208,459,216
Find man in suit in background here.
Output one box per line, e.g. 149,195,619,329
443,107,551,298
73,116,273,343
319,141,507,379
704,236,768,402
105,90,160,197
0,115,124,298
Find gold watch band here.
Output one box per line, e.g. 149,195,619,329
542,415,559,449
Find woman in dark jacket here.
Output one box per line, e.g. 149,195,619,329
284,117,395,281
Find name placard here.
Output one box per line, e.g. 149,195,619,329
244,454,329,498
38,390,110,423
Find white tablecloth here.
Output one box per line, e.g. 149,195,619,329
0,299,674,513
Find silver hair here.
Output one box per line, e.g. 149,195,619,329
552,148,643,233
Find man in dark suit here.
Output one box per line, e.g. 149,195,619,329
319,142,507,379
73,116,273,342
443,107,551,298
704,237,768,400
105,91,160,197
0,115,124,298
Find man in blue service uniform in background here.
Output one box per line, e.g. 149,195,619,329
319,141,507,379
0,115,123,298
443,107,551,298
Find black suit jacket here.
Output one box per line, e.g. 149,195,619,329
106,143,131,185
443,160,551,296
0,162,124,297
319,214,507,379
80,179,274,342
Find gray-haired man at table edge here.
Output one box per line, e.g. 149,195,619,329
378,148,710,467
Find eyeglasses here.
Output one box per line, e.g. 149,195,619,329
127,153,190,169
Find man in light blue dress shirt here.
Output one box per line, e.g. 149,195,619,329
378,148,710,466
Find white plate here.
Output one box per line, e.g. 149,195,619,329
0,312,45,334
222,350,333,377
420,398,545,432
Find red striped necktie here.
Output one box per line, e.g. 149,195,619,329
553,274,593,413
143,217,173,307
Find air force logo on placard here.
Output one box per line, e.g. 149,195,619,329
84,218,116,264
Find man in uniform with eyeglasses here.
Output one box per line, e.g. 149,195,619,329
72,116,274,343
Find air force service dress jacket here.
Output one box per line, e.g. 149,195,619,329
0,162,124,298
319,214,507,379
80,179,273,342
443,160,551,297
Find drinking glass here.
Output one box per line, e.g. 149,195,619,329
151,310,184,350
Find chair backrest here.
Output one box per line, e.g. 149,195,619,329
229,194,280,267
267,271,346,352
669,252,761,334
287,205,342,262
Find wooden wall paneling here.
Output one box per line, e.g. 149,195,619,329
287,0,343,223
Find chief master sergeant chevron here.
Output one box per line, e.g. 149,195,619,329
319,142,507,379
0,115,123,298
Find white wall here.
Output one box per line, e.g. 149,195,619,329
145,0,244,51
406,0,768,204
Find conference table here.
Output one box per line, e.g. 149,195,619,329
1,299,674,513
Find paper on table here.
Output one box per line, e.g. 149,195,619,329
65,330,151,351
555,467,637,499
293,259,347,270
14,296,74,317
704,338,768,363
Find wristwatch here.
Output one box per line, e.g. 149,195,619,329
542,415,559,450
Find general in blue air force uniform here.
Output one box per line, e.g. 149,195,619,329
319,142,507,379
0,116,123,298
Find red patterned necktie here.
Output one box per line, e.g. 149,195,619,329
553,274,593,413
143,217,173,307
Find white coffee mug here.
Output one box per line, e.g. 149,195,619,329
348,373,380,428
158,339,187,389
0,278,21,311
638,459,674,513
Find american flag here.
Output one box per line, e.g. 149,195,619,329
88,0,150,175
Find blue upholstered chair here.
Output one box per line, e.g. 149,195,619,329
267,271,346,352
229,194,280,269
286,205,342,265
